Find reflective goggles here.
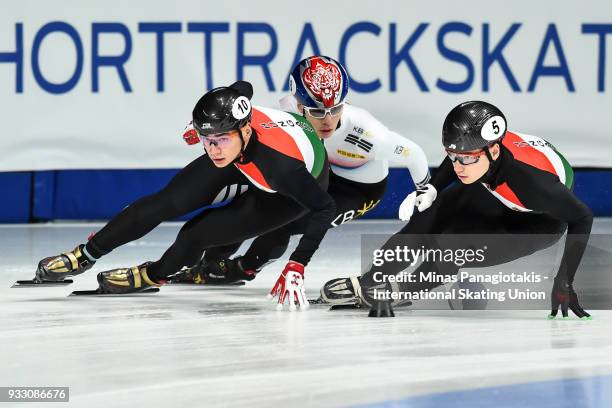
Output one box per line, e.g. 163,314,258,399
446,149,486,165
200,132,234,149
303,103,344,119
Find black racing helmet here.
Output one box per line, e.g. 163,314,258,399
442,101,507,152
192,81,254,136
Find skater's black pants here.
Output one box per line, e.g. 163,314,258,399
147,173,330,279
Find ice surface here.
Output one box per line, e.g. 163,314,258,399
1,220,612,407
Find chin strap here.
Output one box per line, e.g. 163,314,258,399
480,142,503,185
483,147,494,163
233,127,251,165
238,127,246,151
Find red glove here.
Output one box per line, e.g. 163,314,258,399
268,261,309,311
182,120,200,145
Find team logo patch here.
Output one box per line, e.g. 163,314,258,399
302,57,342,107
394,146,411,157
344,134,373,152
513,140,548,148
336,149,366,159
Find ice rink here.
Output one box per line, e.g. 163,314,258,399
2,220,612,408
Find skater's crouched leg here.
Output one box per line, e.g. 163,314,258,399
145,211,225,283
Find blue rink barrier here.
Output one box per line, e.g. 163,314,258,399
359,374,612,408
0,172,31,223
0,168,611,223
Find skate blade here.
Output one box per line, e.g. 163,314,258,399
12,279,74,288
329,304,362,310
168,280,246,286
69,287,160,296
306,298,363,310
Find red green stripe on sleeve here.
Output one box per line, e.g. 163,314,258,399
252,109,304,162
503,132,557,175
289,112,326,178
555,149,574,189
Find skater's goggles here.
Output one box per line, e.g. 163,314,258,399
200,132,235,149
445,149,486,165
303,103,344,119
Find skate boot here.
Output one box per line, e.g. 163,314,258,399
35,244,95,282
170,256,257,284
170,264,206,284
321,276,412,308
320,276,369,308
97,262,163,294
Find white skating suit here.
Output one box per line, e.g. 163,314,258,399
280,96,430,188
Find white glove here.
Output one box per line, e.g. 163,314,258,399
398,184,437,222
267,261,309,311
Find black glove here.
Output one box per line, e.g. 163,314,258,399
549,279,591,320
